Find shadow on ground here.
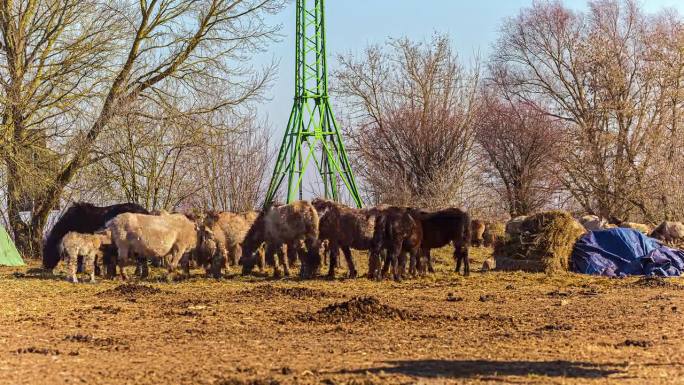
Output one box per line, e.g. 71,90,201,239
338,359,626,379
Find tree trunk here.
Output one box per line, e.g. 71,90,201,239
6,157,52,258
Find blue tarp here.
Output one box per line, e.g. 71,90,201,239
571,228,684,277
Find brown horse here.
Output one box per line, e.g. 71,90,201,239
410,207,472,276
239,201,320,279
312,198,380,279
371,206,423,281
197,210,260,278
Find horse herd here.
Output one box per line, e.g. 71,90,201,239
42,199,475,283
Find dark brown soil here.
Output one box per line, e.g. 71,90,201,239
301,296,419,323
633,276,683,289
97,283,164,297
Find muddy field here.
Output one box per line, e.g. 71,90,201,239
1,247,683,385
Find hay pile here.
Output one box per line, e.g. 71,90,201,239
494,211,586,273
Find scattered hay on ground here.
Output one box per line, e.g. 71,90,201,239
301,296,419,323
240,285,331,300
617,339,653,348
215,377,281,385
13,347,61,355
64,334,127,349
494,211,585,273
539,324,574,332
91,305,122,314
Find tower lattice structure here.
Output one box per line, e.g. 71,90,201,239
264,0,362,207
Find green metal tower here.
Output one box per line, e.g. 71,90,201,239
264,0,362,208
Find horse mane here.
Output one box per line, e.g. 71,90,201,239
42,202,148,270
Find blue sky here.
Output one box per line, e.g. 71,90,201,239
254,0,684,131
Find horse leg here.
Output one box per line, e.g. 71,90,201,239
425,249,434,273
86,252,97,283
399,251,409,278
256,245,266,273
141,256,150,279
327,241,339,279
117,245,129,281
230,244,241,270
408,250,417,277
182,253,191,278
381,252,392,279
219,242,229,271
455,251,462,274
135,256,148,279
66,252,78,283
410,248,422,278
453,240,469,276
105,252,117,279
321,241,329,268
367,248,380,280
342,246,357,278
166,246,184,282
229,243,240,267
272,244,282,278
278,245,290,277
462,245,470,276
335,243,342,269
285,242,295,267
211,249,226,279
390,243,402,282
303,238,321,279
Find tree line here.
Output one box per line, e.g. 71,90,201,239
335,0,684,224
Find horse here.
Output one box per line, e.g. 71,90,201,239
43,202,149,273
410,207,472,276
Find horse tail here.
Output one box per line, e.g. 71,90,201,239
372,211,388,254
452,209,471,264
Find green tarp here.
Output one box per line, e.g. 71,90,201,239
0,226,23,266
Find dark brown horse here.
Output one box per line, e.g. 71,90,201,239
312,198,380,279
371,206,423,281
410,207,472,276
43,202,149,272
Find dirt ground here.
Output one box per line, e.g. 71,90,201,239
1,247,683,385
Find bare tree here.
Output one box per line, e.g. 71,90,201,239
641,10,684,220
88,99,206,211
191,112,271,212
476,92,563,217
335,35,480,208
491,0,680,221
0,0,121,255
0,0,284,256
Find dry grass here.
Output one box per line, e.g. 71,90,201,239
1,248,683,385
494,211,586,273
